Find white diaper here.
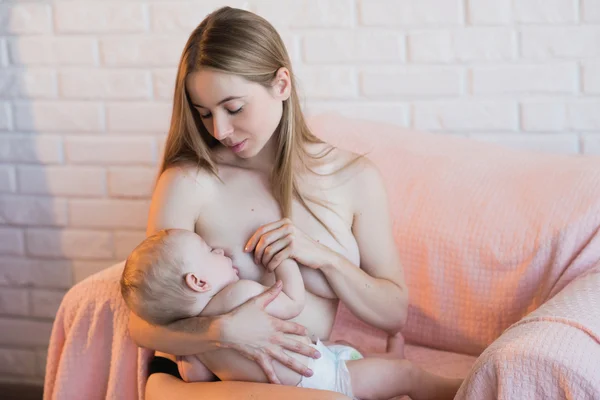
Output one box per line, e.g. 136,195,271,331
297,340,363,399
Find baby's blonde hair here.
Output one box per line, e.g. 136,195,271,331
120,230,197,325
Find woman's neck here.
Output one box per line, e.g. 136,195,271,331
224,134,280,175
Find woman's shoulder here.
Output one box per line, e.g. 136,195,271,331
155,162,221,203
159,162,219,187
148,163,222,233
304,142,380,181
304,142,362,174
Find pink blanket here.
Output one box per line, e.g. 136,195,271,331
45,114,600,399
44,264,153,400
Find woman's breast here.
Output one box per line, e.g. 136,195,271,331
195,172,361,339
219,247,341,341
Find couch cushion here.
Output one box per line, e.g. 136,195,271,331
310,113,600,355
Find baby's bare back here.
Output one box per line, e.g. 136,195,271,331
194,280,315,385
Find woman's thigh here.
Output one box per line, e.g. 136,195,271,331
145,374,351,400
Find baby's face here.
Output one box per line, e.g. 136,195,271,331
183,233,240,292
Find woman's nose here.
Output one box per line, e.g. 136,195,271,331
212,117,233,141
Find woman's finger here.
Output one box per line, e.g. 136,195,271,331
254,225,293,265
262,236,291,268
276,335,321,360
255,353,281,384
265,346,314,378
254,235,272,265
266,243,292,272
245,218,291,252
253,280,283,309
272,317,309,337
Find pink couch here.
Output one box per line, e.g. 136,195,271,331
45,114,600,399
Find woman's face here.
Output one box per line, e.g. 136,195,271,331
185,67,290,159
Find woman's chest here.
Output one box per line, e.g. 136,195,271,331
195,173,360,283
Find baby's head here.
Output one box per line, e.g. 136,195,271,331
120,229,239,325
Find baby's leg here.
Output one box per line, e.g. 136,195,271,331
330,332,405,359
347,358,462,400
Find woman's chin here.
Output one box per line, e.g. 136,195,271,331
233,143,261,159
232,150,252,159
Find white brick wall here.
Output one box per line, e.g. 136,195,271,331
408,28,517,63
515,0,578,23
584,0,600,22
53,3,149,34
0,0,599,385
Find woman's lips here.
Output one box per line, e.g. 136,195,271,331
229,139,247,153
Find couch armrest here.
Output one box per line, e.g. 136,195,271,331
44,262,153,400
456,267,600,400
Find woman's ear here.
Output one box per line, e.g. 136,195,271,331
185,272,211,293
272,67,291,101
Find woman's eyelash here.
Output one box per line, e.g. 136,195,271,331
199,107,243,119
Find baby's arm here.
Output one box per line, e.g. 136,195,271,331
271,258,305,318
210,258,305,320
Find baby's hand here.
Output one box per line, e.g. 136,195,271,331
262,257,294,272
387,332,405,358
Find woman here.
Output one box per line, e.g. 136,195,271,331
128,6,461,400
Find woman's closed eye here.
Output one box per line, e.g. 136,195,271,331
199,107,243,119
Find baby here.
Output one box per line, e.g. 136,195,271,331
121,229,459,400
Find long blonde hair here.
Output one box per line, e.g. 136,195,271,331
161,6,351,235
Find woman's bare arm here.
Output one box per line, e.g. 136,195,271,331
320,159,409,334
129,312,222,355
129,164,212,352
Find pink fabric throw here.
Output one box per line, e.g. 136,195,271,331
44,114,600,399
44,263,153,400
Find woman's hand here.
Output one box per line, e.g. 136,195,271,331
244,218,333,272
218,280,321,384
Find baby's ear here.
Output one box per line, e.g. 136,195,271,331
185,273,211,293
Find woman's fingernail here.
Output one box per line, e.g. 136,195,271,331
306,369,314,377
315,351,321,359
